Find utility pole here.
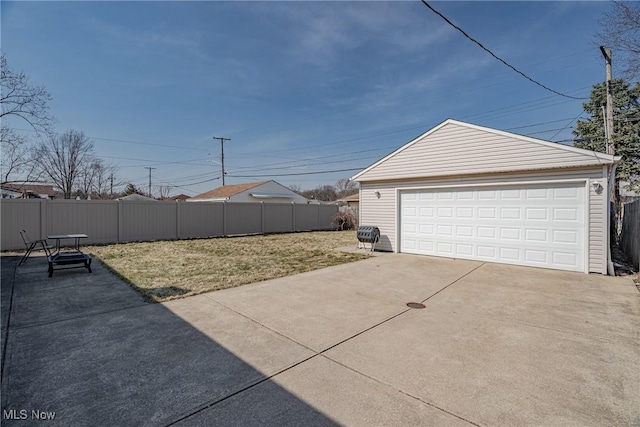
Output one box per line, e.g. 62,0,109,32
600,46,614,155
213,136,231,186
145,167,156,198
600,46,618,253
109,173,114,197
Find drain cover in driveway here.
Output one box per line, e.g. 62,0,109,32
406,302,426,309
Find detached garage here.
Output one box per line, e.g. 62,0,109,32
351,119,618,274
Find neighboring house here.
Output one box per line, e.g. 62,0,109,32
619,180,640,203
188,180,309,203
351,119,619,274
117,194,158,202
336,193,359,208
336,192,359,215
165,194,190,201
1,184,56,199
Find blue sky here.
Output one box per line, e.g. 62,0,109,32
2,1,610,196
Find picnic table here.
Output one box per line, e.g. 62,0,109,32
46,234,92,277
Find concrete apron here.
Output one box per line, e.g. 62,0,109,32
1,253,639,426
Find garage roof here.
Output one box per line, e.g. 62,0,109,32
352,119,617,182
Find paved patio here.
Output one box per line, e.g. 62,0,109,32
1,252,638,426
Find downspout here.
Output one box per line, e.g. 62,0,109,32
606,162,618,276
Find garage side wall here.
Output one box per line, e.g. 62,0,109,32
359,168,607,274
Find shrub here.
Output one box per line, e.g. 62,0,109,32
331,211,358,230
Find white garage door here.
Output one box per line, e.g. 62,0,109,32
400,183,586,272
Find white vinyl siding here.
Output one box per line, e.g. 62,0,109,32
356,121,613,182
359,168,608,274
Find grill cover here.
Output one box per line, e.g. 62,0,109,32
357,226,380,243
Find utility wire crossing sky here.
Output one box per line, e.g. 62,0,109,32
2,1,611,196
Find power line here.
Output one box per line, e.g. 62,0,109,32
155,176,220,189
420,1,588,100
228,167,365,178
504,117,584,131
548,111,584,140
229,148,387,172
11,127,207,152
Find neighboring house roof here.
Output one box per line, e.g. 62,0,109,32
188,180,308,203
337,193,359,203
118,193,157,202
166,194,190,201
190,181,270,201
1,184,56,198
352,119,619,182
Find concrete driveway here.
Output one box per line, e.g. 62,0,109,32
1,252,638,426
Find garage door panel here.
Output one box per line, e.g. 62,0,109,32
526,188,548,198
500,208,521,219
403,206,417,217
500,228,521,240
525,208,548,220
478,190,497,200
437,225,453,236
553,208,579,221
456,226,473,238
477,227,497,238
456,244,473,256
554,186,579,198
478,208,497,219
418,240,434,251
525,229,547,242
403,223,416,233
553,252,578,266
456,207,473,218
499,247,521,261
553,230,578,244
419,207,434,217
477,246,497,259
400,183,585,272
525,250,547,263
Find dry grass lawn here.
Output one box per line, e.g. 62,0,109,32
87,231,368,303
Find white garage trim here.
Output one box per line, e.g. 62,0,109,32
396,180,589,273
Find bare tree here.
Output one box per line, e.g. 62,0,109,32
78,158,117,199
288,184,302,194
301,184,338,201
335,178,358,198
1,52,54,183
97,164,120,198
35,130,95,199
158,185,173,199
597,1,640,79
1,53,53,133
0,127,41,183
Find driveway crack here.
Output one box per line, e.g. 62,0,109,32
320,354,482,426
420,262,486,304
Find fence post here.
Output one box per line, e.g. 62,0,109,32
291,202,296,232
176,201,181,240
40,199,47,240
223,201,228,237
117,200,123,243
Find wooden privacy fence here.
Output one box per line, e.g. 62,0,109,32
621,199,640,271
0,200,339,251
